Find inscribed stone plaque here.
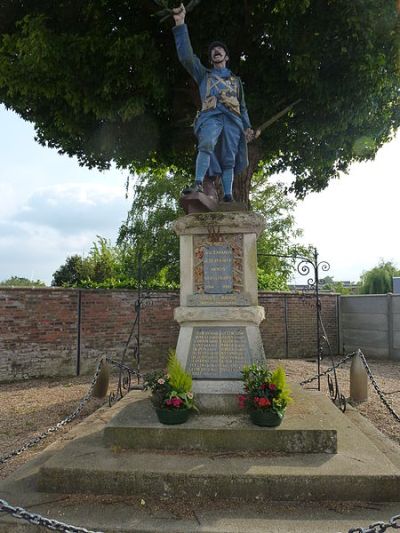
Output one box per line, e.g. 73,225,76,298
203,245,233,294
186,327,251,379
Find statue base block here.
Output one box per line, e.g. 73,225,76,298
180,192,219,214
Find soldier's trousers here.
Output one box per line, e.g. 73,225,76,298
195,114,241,196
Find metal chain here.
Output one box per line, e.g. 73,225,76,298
349,514,400,532
0,356,107,465
0,498,104,533
358,350,400,423
299,351,357,386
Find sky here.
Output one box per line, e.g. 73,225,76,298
0,104,399,285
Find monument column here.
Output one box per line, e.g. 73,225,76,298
172,212,266,410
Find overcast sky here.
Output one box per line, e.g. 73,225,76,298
0,104,399,285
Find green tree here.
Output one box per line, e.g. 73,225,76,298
118,166,304,289
359,260,400,294
0,1,398,203
0,276,46,287
319,276,354,295
52,255,88,286
118,165,187,288
52,239,125,287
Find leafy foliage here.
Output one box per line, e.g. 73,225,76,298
52,166,306,290
0,276,46,287
319,276,356,295
117,165,187,287
0,0,398,199
239,362,293,414
167,349,193,393
270,367,293,409
119,165,305,289
143,350,196,410
359,260,400,294
52,236,136,287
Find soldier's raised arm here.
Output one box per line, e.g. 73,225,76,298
172,4,207,84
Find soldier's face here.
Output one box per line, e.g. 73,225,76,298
211,46,228,66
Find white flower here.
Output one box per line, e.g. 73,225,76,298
187,392,194,400
157,378,165,385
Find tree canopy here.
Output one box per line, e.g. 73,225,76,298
1,0,399,201
359,260,400,294
0,276,46,287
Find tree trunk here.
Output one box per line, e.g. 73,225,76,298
233,142,263,208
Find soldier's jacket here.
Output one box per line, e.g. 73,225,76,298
173,23,251,175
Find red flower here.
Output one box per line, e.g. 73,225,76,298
171,396,184,408
257,397,271,408
269,383,277,391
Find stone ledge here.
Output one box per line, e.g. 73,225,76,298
172,211,266,237
174,305,265,325
103,392,337,454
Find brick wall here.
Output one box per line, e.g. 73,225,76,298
259,293,338,359
0,289,339,382
0,289,78,380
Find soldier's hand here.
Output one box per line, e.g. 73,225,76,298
245,128,255,143
172,3,186,25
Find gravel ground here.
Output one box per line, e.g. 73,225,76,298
0,356,399,481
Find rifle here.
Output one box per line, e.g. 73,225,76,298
252,99,302,141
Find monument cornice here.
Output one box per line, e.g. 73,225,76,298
172,211,266,237
174,305,265,325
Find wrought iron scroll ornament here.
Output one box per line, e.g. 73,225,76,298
258,247,345,410
296,257,330,291
108,253,153,405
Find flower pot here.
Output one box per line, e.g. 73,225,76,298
155,407,191,425
249,409,283,427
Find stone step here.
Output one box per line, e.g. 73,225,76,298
103,387,337,454
37,389,400,503
38,433,400,502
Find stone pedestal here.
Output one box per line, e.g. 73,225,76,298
172,212,266,403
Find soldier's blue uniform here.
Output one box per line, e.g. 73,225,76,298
173,24,251,199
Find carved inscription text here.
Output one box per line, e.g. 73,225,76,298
203,245,233,294
187,327,251,379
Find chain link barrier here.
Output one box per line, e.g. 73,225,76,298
1,351,400,533
357,349,400,423
299,350,400,533
0,356,107,466
0,357,111,532
299,351,357,386
348,514,400,533
0,499,104,533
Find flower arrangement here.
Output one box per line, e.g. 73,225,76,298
143,350,196,412
238,362,292,426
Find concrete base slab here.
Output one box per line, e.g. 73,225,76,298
28,387,400,503
2,483,400,533
2,388,400,532
104,385,337,453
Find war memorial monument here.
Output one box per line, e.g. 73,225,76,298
1,3,400,532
